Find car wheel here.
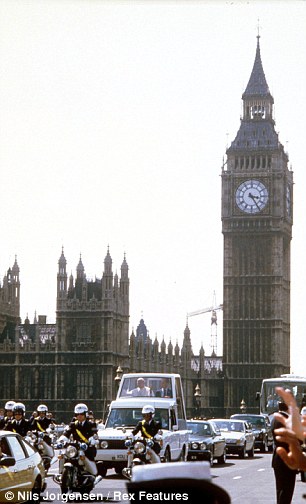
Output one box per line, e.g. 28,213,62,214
209,450,214,467
247,445,254,458
96,461,107,477
179,446,187,462
217,449,226,465
30,478,41,503
239,445,246,459
164,447,171,463
260,438,268,453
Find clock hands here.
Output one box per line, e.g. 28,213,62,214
248,192,261,211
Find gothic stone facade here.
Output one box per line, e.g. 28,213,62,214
0,251,224,421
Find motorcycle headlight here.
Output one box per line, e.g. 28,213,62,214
134,441,146,454
125,440,132,448
66,445,78,458
100,441,108,449
200,443,207,450
191,442,199,449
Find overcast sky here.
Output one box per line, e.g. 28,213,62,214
1,0,305,375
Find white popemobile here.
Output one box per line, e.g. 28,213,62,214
96,373,189,476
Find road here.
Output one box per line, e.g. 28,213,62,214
43,453,306,503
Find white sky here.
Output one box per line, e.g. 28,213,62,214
1,0,305,374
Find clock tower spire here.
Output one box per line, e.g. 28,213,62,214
221,37,293,416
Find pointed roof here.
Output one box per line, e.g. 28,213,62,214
58,246,66,267
243,36,272,99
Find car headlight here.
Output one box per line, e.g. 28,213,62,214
236,437,244,446
191,442,199,450
200,443,207,450
66,445,78,458
100,441,109,449
134,441,146,454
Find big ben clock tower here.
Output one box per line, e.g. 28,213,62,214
222,36,293,415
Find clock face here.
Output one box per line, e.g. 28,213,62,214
235,180,269,214
286,185,291,216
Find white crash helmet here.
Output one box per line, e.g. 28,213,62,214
74,403,88,415
37,404,48,413
142,405,155,416
4,400,15,411
13,402,26,415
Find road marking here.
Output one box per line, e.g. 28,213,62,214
258,468,265,472
233,476,242,479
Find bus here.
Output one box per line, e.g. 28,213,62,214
259,374,306,416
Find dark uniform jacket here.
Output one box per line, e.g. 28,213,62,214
63,419,97,461
132,418,161,453
30,416,53,432
8,418,31,437
0,416,14,430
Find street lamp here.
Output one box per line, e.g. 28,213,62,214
240,399,247,414
194,384,201,418
114,365,123,394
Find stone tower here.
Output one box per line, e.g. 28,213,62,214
55,247,130,417
0,257,20,338
221,36,293,415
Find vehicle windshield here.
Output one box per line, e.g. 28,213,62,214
214,420,244,433
261,377,306,415
233,416,265,428
106,408,169,429
119,376,173,398
187,422,212,436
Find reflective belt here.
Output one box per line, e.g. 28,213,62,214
141,420,153,439
36,421,45,432
74,422,89,443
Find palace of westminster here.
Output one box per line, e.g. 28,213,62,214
0,37,293,421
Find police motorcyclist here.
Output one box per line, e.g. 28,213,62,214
132,405,161,463
62,403,97,462
0,401,15,430
9,403,31,437
30,404,54,445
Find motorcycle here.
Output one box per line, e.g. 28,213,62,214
122,434,162,480
53,436,102,494
25,428,57,473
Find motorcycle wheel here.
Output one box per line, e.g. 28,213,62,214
61,467,73,493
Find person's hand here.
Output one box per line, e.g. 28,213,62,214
275,426,306,471
274,387,306,441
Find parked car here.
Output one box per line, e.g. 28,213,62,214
187,420,226,466
0,430,46,503
212,419,255,458
230,413,273,452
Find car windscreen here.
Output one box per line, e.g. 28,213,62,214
214,420,244,432
106,408,169,429
119,377,173,398
233,416,265,428
187,422,211,436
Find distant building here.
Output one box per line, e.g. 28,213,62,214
0,250,224,421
